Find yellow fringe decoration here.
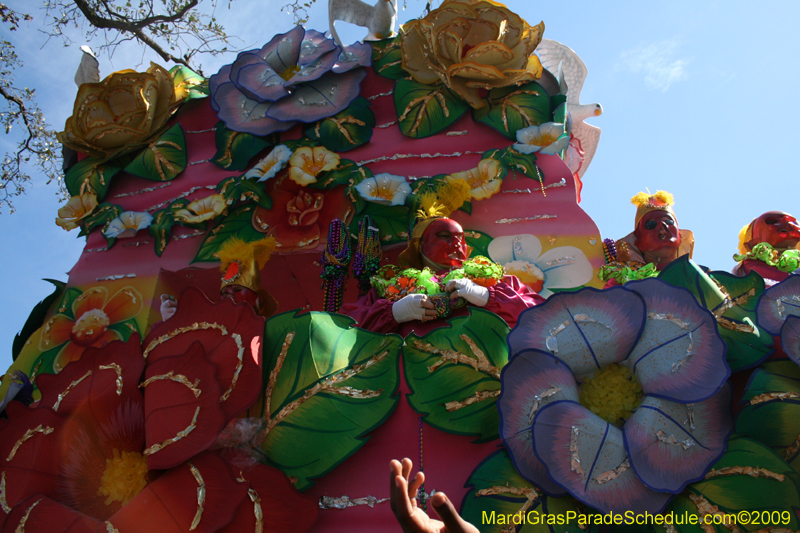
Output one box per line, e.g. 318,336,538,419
217,236,277,272
738,222,753,255
415,178,472,220
630,190,674,208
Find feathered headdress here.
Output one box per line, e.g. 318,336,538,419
738,222,754,256
630,190,677,227
216,236,277,294
399,177,472,268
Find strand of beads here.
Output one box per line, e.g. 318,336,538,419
353,215,382,296
417,415,426,511
321,218,352,312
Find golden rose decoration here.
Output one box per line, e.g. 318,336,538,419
58,63,180,159
401,0,545,108
55,192,98,231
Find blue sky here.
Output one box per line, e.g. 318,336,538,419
2,0,799,374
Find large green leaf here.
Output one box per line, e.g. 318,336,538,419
404,308,509,441
349,202,408,246
473,82,552,140
395,79,469,138
465,230,494,259
307,159,362,190
255,310,402,491
12,279,65,361
147,198,191,257
736,360,800,470
107,317,141,341
123,124,187,181
170,65,209,101
211,121,276,171
80,202,124,248
304,97,375,152
53,286,86,321
461,449,598,533
64,156,123,200
192,205,263,263
216,176,272,209
371,36,406,80
669,437,800,532
658,257,773,371
484,147,542,181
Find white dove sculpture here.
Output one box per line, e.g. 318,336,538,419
536,38,602,183
328,0,398,50
74,45,100,87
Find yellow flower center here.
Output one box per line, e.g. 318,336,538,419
280,65,301,81
71,308,110,346
579,364,643,425
97,449,148,506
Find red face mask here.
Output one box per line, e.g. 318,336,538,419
634,211,681,253
421,218,468,267
750,211,800,250
221,285,260,308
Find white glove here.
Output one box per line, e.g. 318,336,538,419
446,278,489,307
160,295,177,321
392,293,431,323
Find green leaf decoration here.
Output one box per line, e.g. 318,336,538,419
395,79,469,138
350,202,409,246
404,308,509,441
148,207,177,257
667,437,800,533
345,165,372,216
551,97,568,124
658,256,773,372
473,82,552,140
736,360,800,471
465,230,494,259
192,204,264,263
64,156,123,200
282,137,318,151
484,147,542,181
308,159,361,190
123,124,187,182
211,121,276,171
461,449,596,533
216,176,272,210
80,202,123,236
170,65,209,101
12,279,66,361
107,317,141,341
254,310,402,491
53,286,86,321
371,36,406,80
304,97,375,152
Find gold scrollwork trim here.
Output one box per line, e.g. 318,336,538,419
53,370,93,411
143,406,200,456
7,425,55,462
99,363,123,396
0,471,10,513
143,322,229,360
219,333,244,403
140,371,201,398
188,463,206,531
15,497,42,532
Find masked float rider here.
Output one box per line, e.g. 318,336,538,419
733,211,800,285
160,237,278,321
340,184,544,334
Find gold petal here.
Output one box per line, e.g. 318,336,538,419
463,42,514,66
449,61,505,80
439,29,465,63
462,18,499,47
446,75,486,109
401,24,442,84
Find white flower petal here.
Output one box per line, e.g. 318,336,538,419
488,234,543,265
536,246,594,297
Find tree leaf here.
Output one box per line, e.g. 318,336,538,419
304,97,375,152
483,147,542,181
192,204,263,263
123,124,187,181
12,279,65,361
64,156,123,200
349,202,408,246
404,308,509,442
371,36,406,80
473,82,552,140
255,310,402,491
670,437,800,532
658,256,773,372
211,121,276,171
216,176,272,209
461,449,597,533
395,79,468,138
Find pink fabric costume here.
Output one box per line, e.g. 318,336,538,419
340,274,544,335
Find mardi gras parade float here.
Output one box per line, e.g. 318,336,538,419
2,1,800,531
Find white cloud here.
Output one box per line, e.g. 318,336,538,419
619,38,689,91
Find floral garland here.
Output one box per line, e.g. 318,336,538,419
733,242,800,273
598,262,658,285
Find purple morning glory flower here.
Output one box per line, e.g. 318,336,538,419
498,279,732,514
209,27,369,136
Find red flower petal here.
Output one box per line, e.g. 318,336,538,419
143,342,226,470
0,404,64,525
143,287,264,422
37,334,145,419
1,496,103,533
108,450,248,533
217,449,319,533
